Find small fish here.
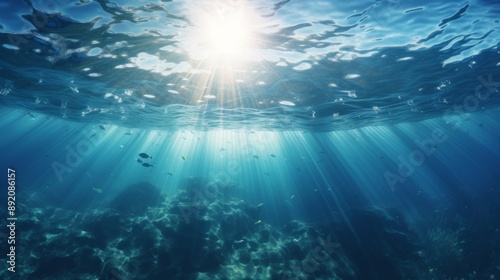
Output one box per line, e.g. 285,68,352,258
314,188,318,192
257,203,264,207
28,112,36,119
90,133,97,139
264,172,269,176
142,163,153,167
220,148,226,151
270,154,276,157
139,153,152,159
167,172,173,176
125,131,132,135
254,220,262,225
479,123,483,127
290,195,295,200
253,155,259,159
136,158,143,163
92,187,102,193
99,124,106,131
181,156,186,161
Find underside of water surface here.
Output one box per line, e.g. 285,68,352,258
1,0,500,279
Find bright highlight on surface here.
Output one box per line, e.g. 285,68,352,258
279,101,295,106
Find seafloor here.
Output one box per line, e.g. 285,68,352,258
3,177,498,280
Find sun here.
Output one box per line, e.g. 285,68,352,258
205,11,250,57
192,2,256,62
180,1,263,105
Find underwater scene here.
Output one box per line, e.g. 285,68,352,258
1,0,500,279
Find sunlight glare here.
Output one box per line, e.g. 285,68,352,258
208,14,248,55
198,3,255,60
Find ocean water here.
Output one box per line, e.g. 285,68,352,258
1,0,500,279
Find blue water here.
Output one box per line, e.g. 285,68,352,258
1,0,500,279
